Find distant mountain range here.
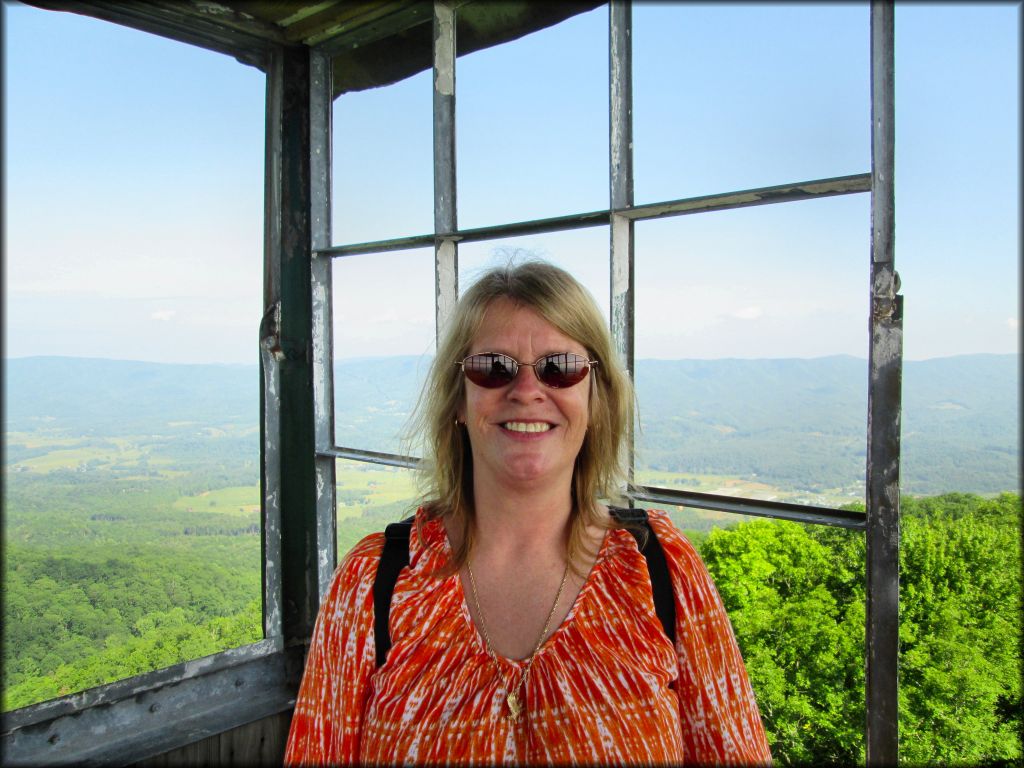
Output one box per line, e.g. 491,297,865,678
4,354,1019,495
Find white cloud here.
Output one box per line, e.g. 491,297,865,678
731,305,764,320
1007,317,1019,330
151,309,176,322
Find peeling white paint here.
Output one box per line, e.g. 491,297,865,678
265,488,280,516
870,325,903,364
311,278,332,444
611,217,631,296
433,6,455,96
435,240,457,336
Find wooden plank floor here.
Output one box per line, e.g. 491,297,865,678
134,710,291,767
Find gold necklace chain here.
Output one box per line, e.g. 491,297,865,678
465,557,570,724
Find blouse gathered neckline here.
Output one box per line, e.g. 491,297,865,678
433,515,615,668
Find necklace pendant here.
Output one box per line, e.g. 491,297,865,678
505,689,523,722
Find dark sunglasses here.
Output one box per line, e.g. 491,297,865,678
457,352,598,389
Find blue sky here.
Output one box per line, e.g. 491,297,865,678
3,1,1020,365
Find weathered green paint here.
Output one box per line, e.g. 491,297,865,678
267,45,320,645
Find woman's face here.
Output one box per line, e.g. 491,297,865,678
457,298,591,495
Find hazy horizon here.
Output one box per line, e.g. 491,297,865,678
3,350,1020,367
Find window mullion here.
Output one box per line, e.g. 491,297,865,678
434,1,459,335
866,2,901,764
264,44,321,644
311,45,338,592
609,0,635,493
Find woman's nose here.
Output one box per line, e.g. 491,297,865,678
507,362,545,400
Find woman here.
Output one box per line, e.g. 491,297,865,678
285,261,771,765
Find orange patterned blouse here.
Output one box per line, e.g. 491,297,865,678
285,508,771,766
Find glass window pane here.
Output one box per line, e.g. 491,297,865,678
893,8,1020,763
3,5,263,711
894,4,1019,497
457,7,608,228
897,493,1021,765
335,458,420,557
332,249,435,455
634,195,869,507
458,227,611,322
653,501,759,540
687,512,866,764
332,69,432,244
634,4,870,203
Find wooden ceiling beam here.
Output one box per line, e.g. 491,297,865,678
23,0,286,67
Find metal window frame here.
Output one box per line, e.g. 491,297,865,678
314,1,900,763
1,33,326,768
865,5,900,763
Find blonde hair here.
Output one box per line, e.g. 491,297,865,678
408,260,634,574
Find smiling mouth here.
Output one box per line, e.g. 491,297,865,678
502,421,552,433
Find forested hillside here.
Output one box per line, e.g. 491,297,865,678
3,473,263,709
3,355,1020,763
701,492,1021,765
5,482,1019,764
634,354,1019,495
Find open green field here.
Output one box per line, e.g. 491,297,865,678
634,468,863,509
171,486,261,516
335,462,420,519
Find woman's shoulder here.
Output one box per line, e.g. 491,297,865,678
315,532,386,609
644,508,692,545
608,506,699,556
340,531,387,569
642,508,711,577
602,506,700,576
331,507,431,585
350,530,387,556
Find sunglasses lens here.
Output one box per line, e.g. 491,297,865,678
460,353,593,388
462,353,517,388
537,353,590,388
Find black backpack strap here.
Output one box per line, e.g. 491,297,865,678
373,517,414,667
608,507,677,647
372,511,676,666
